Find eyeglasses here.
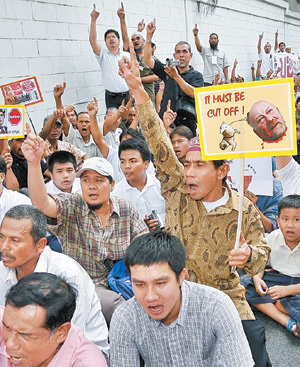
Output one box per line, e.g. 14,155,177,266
53,122,63,130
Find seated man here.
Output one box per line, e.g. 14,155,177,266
110,231,254,366
21,128,148,324
0,272,107,366
0,157,31,224
113,138,165,228
0,205,109,354
46,151,81,195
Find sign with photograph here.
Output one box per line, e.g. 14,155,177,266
0,105,25,139
194,78,296,160
1,76,43,106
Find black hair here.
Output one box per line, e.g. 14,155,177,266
170,125,193,141
48,151,77,172
296,96,300,104
0,156,7,174
0,109,5,115
119,128,146,143
77,111,90,119
3,205,47,244
118,138,151,162
279,42,286,47
175,41,191,53
278,195,300,216
125,231,186,280
104,29,120,40
5,272,77,332
209,33,219,39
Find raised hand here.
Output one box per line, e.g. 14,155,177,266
163,99,177,134
137,19,145,32
118,42,142,90
65,105,75,113
117,2,125,20
164,65,179,79
233,58,238,67
91,3,100,21
21,123,45,163
53,82,66,100
53,109,65,120
193,24,199,36
259,32,264,40
87,97,98,117
118,99,127,119
146,19,156,37
1,149,13,170
4,92,17,105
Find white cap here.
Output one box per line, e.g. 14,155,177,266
76,157,114,179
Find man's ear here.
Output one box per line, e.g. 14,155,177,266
178,268,188,286
143,160,149,170
36,237,47,253
53,322,71,344
0,172,5,183
110,180,115,192
217,163,230,182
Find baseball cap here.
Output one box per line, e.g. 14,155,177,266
76,157,114,179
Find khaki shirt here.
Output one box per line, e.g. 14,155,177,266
137,100,271,320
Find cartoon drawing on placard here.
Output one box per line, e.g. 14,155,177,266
246,101,287,143
0,108,8,134
219,121,240,151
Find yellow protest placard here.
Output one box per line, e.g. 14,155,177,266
195,78,296,160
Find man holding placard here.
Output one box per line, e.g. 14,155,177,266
119,44,271,366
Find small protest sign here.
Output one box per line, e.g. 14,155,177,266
0,105,25,139
1,76,43,107
194,78,296,160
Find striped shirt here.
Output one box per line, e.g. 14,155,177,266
110,281,254,367
49,194,148,286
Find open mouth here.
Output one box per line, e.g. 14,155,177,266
187,184,199,195
148,305,164,316
8,355,24,365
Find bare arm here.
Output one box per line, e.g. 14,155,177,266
53,83,70,136
193,24,202,53
141,74,159,83
276,156,291,170
22,123,57,218
89,4,101,56
39,110,64,140
117,2,129,52
231,59,238,83
143,20,156,69
257,33,263,54
88,98,109,158
1,149,19,191
251,63,255,81
155,81,165,112
274,29,278,51
223,67,229,83
103,100,127,136
256,60,262,79
164,66,195,98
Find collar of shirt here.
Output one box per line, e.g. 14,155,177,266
277,230,300,252
123,172,156,193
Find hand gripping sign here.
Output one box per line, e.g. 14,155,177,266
0,105,25,139
194,78,296,271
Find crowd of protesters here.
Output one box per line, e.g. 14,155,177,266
0,3,300,366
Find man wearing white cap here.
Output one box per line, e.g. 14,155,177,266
21,123,148,325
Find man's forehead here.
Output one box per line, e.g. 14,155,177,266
4,304,46,330
1,216,32,234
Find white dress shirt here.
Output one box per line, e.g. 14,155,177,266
96,48,129,93
0,187,31,224
112,172,166,224
46,177,82,195
0,246,109,355
267,229,300,277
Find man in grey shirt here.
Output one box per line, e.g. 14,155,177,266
193,24,229,85
110,231,254,367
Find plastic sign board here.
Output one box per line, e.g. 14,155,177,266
0,105,25,139
194,78,296,160
1,76,43,107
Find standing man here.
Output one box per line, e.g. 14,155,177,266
89,4,130,109
21,128,148,324
257,33,274,78
144,20,203,136
193,24,229,85
110,231,254,367
118,48,271,366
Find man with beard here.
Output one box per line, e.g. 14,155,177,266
21,126,148,324
144,21,203,136
193,25,229,86
89,4,130,109
117,3,158,105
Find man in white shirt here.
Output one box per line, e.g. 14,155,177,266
89,4,129,109
0,157,31,225
276,155,300,196
257,33,274,78
46,151,81,195
113,138,165,228
0,204,109,356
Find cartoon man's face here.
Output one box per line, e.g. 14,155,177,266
0,111,5,126
247,101,287,142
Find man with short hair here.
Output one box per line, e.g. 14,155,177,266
0,204,109,354
89,4,130,108
0,272,107,366
144,21,203,135
46,151,81,195
193,25,229,85
257,33,275,78
21,128,148,324
110,231,254,367
118,49,271,366
0,157,31,225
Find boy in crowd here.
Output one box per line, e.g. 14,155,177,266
113,138,165,228
110,231,254,366
242,195,300,337
46,151,81,195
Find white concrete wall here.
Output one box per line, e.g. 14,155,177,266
1,0,299,131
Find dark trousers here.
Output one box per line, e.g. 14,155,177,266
105,90,130,109
242,319,272,367
204,82,212,86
